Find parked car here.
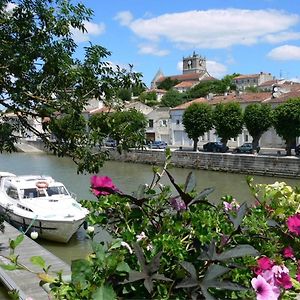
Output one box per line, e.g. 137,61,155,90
149,141,168,149
203,142,229,153
233,143,260,154
105,138,117,147
295,144,300,155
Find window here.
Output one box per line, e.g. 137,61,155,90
148,119,154,128
161,120,167,127
176,120,180,125
6,187,19,199
245,134,249,142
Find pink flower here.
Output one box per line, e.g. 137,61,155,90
275,272,292,289
251,275,279,300
287,213,300,235
296,272,300,283
283,246,294,258
91,176,118,196
258,257,274,270
170,196,186,211
223,199,240,211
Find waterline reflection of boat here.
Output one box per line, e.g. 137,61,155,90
0,172,89,243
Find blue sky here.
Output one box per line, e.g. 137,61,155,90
72,0,300,87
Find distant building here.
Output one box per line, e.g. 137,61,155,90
233,72,274,90
150,52,216,89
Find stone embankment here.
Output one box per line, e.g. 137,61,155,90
108,149,300,178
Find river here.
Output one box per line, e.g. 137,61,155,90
0,152,299,298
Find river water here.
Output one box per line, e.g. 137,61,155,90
1,152,300,259
0,152,299,298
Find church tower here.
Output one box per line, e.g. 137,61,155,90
182,52,206,74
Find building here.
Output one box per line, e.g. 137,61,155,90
233,72,274,91
145,107,170,143
150,52,216,89
169,84,300,150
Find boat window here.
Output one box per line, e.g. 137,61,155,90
47,186,68,196
6,187,19,200
22,188,38,198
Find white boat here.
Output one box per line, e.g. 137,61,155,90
0,172,89,243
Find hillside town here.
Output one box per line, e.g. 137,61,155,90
5,52,300,152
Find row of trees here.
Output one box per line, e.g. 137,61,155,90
182,98,300,155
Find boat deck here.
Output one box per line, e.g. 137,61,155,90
0,222,71,299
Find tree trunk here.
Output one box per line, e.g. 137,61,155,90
193,138,198,152
252,135,261,153
286,138,293,156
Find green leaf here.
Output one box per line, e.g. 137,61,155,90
184,172,196,193
9,234,24,250
228,202,248,230
203,265,231,281
188,187,215,207
0,263,18,271
92,285,116,300
217,245,259,261
30,256,46,269
116,261,130,273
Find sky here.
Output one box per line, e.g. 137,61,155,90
39,1,300,87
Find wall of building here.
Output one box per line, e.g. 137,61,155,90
108,149,300,178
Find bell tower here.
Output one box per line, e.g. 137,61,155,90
182,52,206,74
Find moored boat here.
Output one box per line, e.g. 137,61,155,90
0,172,89,243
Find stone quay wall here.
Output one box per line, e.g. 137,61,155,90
108,149,300,178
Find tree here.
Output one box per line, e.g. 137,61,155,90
272,98,300,155
157,77,179,90
117,89,132,102
89,109,147,150
244,103,272,152
187,74,239,99
0,0,144,173
182,103,213,151
213,102,244,146
160,90,185,108
139,91,158,106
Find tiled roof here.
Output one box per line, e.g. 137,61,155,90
233,74,260,80
258,80,278,87
171,92,271,110
147,88,167,93
174,81,197,89
88,106,113,114
156,72,216,82
265,90,300,104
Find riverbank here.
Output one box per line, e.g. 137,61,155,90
108,148,300,179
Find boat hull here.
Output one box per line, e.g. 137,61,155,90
1,208,86,243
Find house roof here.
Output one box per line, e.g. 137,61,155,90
171,92,271,110
156,72,216,83
147,88,167,94
265,90,300,104
173,81,197,89
88,106,113,115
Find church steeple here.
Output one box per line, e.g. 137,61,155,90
182,53,207,74
151,68,164,89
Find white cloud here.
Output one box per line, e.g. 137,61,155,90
264,32,300,43
119,9,299,49
114,11,133,26
138,44,169,56
267,45,300,60
177,61,183,72
206,61,227,78
71,21,105,43
5,2,17,11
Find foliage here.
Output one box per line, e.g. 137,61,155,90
139,91,159,107
160,90,185,108
272,98,300,155
213,102,244,145
89,109,147,150
182,103,213,151
0,0,145,173
243,103,272,151
117,89,132,102
244,86,259,93
3,154,300,299
157,77,179,91
187,74,239,99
